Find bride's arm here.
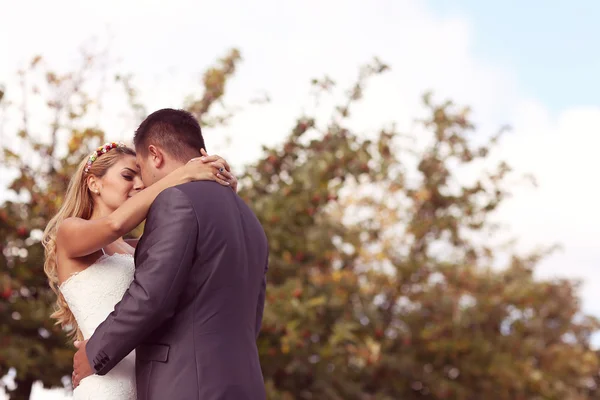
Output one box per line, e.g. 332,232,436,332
57,159,230,259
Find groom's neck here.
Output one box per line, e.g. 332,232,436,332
160,160,185,178
156,149,196,180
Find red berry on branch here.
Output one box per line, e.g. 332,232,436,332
17,226,28,237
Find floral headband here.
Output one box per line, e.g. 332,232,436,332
84,142,126,174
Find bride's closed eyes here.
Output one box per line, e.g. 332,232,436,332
121,168,138,181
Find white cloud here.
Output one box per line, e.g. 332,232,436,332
495,103,600,313
0,0,598,397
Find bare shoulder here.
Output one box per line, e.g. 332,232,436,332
56,217,85,240
59,216,85,228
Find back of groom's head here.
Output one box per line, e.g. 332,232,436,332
134,108,206,162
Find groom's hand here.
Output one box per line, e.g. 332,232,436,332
72,340,92,389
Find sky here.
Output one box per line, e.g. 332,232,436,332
429,0,600,113
0,0,599,398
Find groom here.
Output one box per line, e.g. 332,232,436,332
72,109,269,399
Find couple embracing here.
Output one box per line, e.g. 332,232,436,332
42,108,268,399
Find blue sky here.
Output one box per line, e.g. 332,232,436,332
428,0,600,112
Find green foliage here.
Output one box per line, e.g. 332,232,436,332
240,64,600,399
1,49,599,400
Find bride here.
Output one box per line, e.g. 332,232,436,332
42,141,236,399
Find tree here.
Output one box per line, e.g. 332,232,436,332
240,66,600,399
1,48,599,400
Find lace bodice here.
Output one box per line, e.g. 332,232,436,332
60,253,137,399
60,253,135,339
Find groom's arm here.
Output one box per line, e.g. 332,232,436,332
85,187,198,375
255,253,269,339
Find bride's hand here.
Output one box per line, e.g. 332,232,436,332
182,149,237,190
197,149,238,192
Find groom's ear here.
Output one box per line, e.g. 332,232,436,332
147,145,165,169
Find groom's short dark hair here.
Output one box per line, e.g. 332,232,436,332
134,108,206,162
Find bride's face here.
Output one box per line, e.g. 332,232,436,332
95,155,144,210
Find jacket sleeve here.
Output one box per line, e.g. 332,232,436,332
86,187,197,375
255,253,269,339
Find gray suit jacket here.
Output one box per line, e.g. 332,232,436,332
86,181,268,399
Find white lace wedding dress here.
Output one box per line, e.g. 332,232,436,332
60,252,137,400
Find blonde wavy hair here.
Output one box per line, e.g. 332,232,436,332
42,145,136,340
